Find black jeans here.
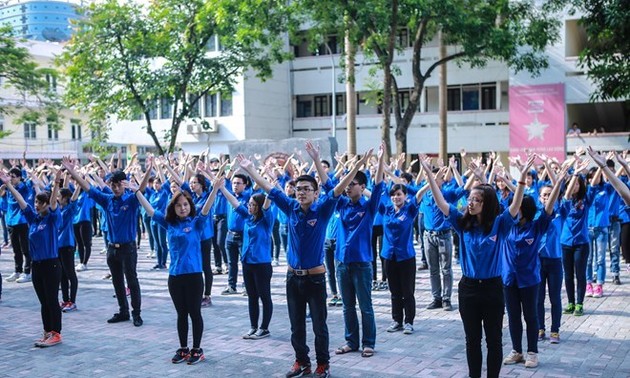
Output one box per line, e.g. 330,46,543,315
286,272,329,365
562,243,589,305
212,215,228,268
59,246,78,303
32,258,62,333
385,257,416,325
74,221,93,265
225,231,243,289
169,273,204,349
107,243,141,317
504,283,539,354
371,225,387,281
9,223,30,274
458,276,504,378
271,219,281,260
243,262,273,329
201,238,213,296
323,239,338,296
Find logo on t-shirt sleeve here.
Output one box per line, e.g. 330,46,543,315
307,219,317,227
525,238,534,245
489,235,497,242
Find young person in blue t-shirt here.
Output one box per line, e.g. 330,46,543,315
219,176,275,340
135,164,220,365
420,154,534,378
58,186,81,313
0,169,62,347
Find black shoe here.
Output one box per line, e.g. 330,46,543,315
107,313,130,323
443,300,453,311
426,300,442,310
285,361,312,377
171,347,190,364
133,315,143,327
187,348,205,365
612,276,621,285
418,263,428,270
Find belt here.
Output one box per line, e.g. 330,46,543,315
228,230,243,236
110,242,135,249
461,276,502,285
288,265,326,276
426,229,450,236
214,214,226,220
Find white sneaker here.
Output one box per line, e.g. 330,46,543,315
76,264,87,272
503,350,524,365
100,248,107,254
16,273,32,283
5,272,20,282
525,352,539,368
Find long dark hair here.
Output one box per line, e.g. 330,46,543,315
165,191,196,223
194,173,208,192
572,175,587,201
250,193,266,220
458,184,500,234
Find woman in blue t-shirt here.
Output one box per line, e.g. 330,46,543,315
219,178,275,340
1,170,62,348
135,166,220,365
420,155,534,378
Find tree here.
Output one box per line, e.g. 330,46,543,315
0,26,62,138
297,0,563,156
59,0,293,155
574,0,630,101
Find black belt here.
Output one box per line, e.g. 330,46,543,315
461,276,502,285
288,265,326,276
214,214,226,220
426,229,450,236
110,242,135,249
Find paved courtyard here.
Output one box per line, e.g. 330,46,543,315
0,235,629,377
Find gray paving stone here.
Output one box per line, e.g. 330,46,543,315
1,236,629,377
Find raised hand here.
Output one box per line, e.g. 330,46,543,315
587,146,606,167
305,140,320,161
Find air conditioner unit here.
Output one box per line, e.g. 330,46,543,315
186,123,201,134
200,119,219,133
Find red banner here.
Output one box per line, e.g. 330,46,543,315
509,83,566,161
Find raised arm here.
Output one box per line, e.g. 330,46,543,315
589,147,630,206
61,157,91,192
305,140,329,187
333,148,373,197
419,156,450,216
374,142,385,185
218,179,240,208
0,172,27,209
200,176,222,216
237,155,274,193
49,169,62,211
509,155,535,218
449,156,464,187
545,166,568,215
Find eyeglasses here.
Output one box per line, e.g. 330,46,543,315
295,186,315,193
467,197,483,204
232,181,245,186
348,182,359,187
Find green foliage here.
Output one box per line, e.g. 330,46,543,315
59,0,293,154
575,0,630,101
0,26,62,137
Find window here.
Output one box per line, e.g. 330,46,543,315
148,99,158,120
47,123,58,140
0,115,3,131
71,121,82,140
335,94,345,116
204,93,217,118
219,94,232,117
314,95,329,117
296,97,312,118
481,85,496,110
447,88,461,111
397,28,410,48
24,122,36,139
398,91,411,113
462,86,479,111
160,97,172,119
188,94,201,118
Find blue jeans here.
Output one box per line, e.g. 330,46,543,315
588,227,608,284
286,272,329,365
537,257,563,333
504,283,539,354
142,213,154,252
151,222,168,267
562,244,589,305
608,220,621,276
336,261,376,350
225,231,243,289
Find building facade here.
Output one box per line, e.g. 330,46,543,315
0,0,80,42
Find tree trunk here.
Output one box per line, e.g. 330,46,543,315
345,22,357,155
438,29,448,161
144,114,165,155
381,64,393,159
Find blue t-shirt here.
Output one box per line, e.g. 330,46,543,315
227,189,251,232
5,182,31,226
152,211,207,275
502,212,550,288
335,181,384,263
379,200,418,262
237,205,274,264
448,205,514,279
267,187,338,269
73,191,93,224
192,189,214,241
559,187,595,247
587,183,613,228
421,185,464,231
23,206,61,261
58,202,78,248
537,208,563,259
88,186,140,244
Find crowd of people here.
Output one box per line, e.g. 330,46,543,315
1,143,629,378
